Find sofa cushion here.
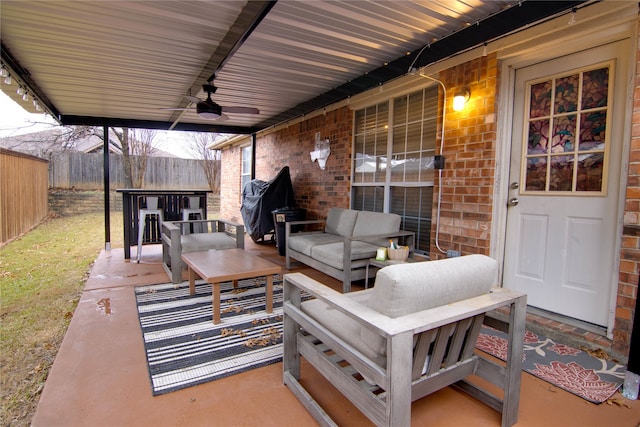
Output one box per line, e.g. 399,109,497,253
311,241,379,270
288,233,344,256
362,254,498,355
352,211,401,239
181,232,238,253
324,208,358,237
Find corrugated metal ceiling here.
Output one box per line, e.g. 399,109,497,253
1,1,581,134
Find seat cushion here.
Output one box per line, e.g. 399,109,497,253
300,289,385,368
181,232,237,253
287,233,343,256
310,241,379,270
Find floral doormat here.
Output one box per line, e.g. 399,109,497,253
476,327,625,404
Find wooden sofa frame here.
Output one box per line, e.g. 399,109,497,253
282,272,526,427
161,219,244,284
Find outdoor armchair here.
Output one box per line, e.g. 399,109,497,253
283,255,527,427
161,219,244,284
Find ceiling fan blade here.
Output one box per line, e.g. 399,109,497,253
159,107,194,111
184,95,201,104
221,106,260,115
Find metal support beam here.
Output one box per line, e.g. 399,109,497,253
103,125,111,251
251,133,257,179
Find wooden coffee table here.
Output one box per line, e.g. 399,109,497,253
181,248,282,324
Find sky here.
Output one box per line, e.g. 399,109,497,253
0,90,198,158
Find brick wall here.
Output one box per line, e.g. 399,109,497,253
429,54,497,260
220,43,640,359
220,106,353,223
49,190,123,216
617,19,640,358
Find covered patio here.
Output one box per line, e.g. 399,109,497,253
3,1,640,424
31,239,640,426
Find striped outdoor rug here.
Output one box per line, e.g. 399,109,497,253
135,276,286,395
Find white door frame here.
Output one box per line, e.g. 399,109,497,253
491,11,637,337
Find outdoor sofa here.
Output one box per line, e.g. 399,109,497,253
161,219,244,284
285,208,414,293
283,254,527,427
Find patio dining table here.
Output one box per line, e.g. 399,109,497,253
117,188,211,260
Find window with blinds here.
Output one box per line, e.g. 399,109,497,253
352,86,438,256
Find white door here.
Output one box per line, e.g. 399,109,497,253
503,41,629,326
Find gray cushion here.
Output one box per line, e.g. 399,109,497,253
181,232,238,253
352,211,401,238
324,208,358,237
288,233,343,256
310,241,379,270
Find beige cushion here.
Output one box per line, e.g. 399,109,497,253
363,254,498,355
300,289,386,367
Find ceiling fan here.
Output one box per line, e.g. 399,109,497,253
163,82,260,120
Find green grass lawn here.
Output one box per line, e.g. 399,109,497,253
0,212,123,426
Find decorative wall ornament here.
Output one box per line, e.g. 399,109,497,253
310,132,330,170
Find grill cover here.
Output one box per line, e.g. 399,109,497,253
240,166,295,242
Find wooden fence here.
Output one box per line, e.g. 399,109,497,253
49,152,215,190
1,149,49,244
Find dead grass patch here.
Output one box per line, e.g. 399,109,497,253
0,212,123,426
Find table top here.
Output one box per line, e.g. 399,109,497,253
369,256,424,269
181,249,281,283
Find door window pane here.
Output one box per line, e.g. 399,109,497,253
523,65,610,194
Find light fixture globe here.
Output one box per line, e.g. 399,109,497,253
452,90,470,112
196,97,222,119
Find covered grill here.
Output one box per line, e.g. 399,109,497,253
241,166,295,242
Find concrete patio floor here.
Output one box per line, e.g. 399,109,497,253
31,238,640,426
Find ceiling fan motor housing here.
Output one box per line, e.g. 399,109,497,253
197,99,222,119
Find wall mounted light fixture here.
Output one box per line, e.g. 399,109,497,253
453,90,470,112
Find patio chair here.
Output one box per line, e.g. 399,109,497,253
283,255,527,427
137,196,164,263
161,219,245,284
181,196,205,233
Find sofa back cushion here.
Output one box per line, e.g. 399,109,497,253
352,211,401,239
324,208,358,237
